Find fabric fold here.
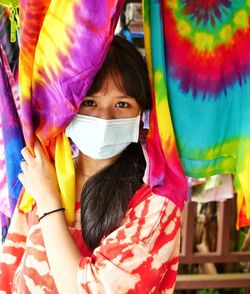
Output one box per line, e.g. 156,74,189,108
0,46,24,217
19,0,125,223
164,1,250,227
143,0,188,211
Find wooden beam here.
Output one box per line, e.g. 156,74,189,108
216,200,231,255
176,273,250,289
180,251,250,264
181,202,196,258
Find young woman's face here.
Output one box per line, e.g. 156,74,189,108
78,77,141,119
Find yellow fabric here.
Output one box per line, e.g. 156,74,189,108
55,132,75,225
19,190,36,212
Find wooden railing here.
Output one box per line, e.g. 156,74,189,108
176,199,250,289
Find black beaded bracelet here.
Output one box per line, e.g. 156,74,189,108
38,208,65,222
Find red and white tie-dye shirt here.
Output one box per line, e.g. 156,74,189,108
0,184,181,293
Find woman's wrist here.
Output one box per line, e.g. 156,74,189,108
36,193,62,217
38,207,65,222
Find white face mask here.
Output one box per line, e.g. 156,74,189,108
65,114,140,159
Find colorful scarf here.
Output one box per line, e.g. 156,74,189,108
144,0,250,228
18,0,127,225
0,5,21,239
0,0,188,227
0,46,24,226
143,0,188,211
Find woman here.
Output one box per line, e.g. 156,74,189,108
0,36,181,293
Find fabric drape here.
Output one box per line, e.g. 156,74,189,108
144,0,250,228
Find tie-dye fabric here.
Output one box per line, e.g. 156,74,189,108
143,0,188,212
17,0,126,224
0,117,9,235
144,0,250,228
0,5,20,237
0,185,181,293
16,0,188,224
0,46,24,234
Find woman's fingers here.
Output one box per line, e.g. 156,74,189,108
18,140,60,204
21,139,46,165
21,147,35,164
18,172,24,183
34,139,47,160
20,160,28,172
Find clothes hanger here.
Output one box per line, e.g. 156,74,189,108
0,0,19,43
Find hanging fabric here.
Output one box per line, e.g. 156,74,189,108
191,174,234,203
0,1,19,43
144,0,250,228
1,0,189,228
0,5,20,240
18,0,125,225
0,46,24,240
143,0,188,211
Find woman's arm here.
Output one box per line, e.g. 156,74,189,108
18,141,181,294
38,204,81,294
18,141,82,294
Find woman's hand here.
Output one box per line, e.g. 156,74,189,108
18,141,81,294
18,140,61,211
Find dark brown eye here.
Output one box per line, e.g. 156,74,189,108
82,99,97,107
115,101,129,108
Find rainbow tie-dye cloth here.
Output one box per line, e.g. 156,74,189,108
144,0,250,228
17,0,126,224
0,6,22,238
14,0,187,225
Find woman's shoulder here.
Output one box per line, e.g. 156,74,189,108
124,184,181,238
127,183,181,215
100,184,181,253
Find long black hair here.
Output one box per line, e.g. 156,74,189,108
81,36,152,251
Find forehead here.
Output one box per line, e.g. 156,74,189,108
91,75,127,96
